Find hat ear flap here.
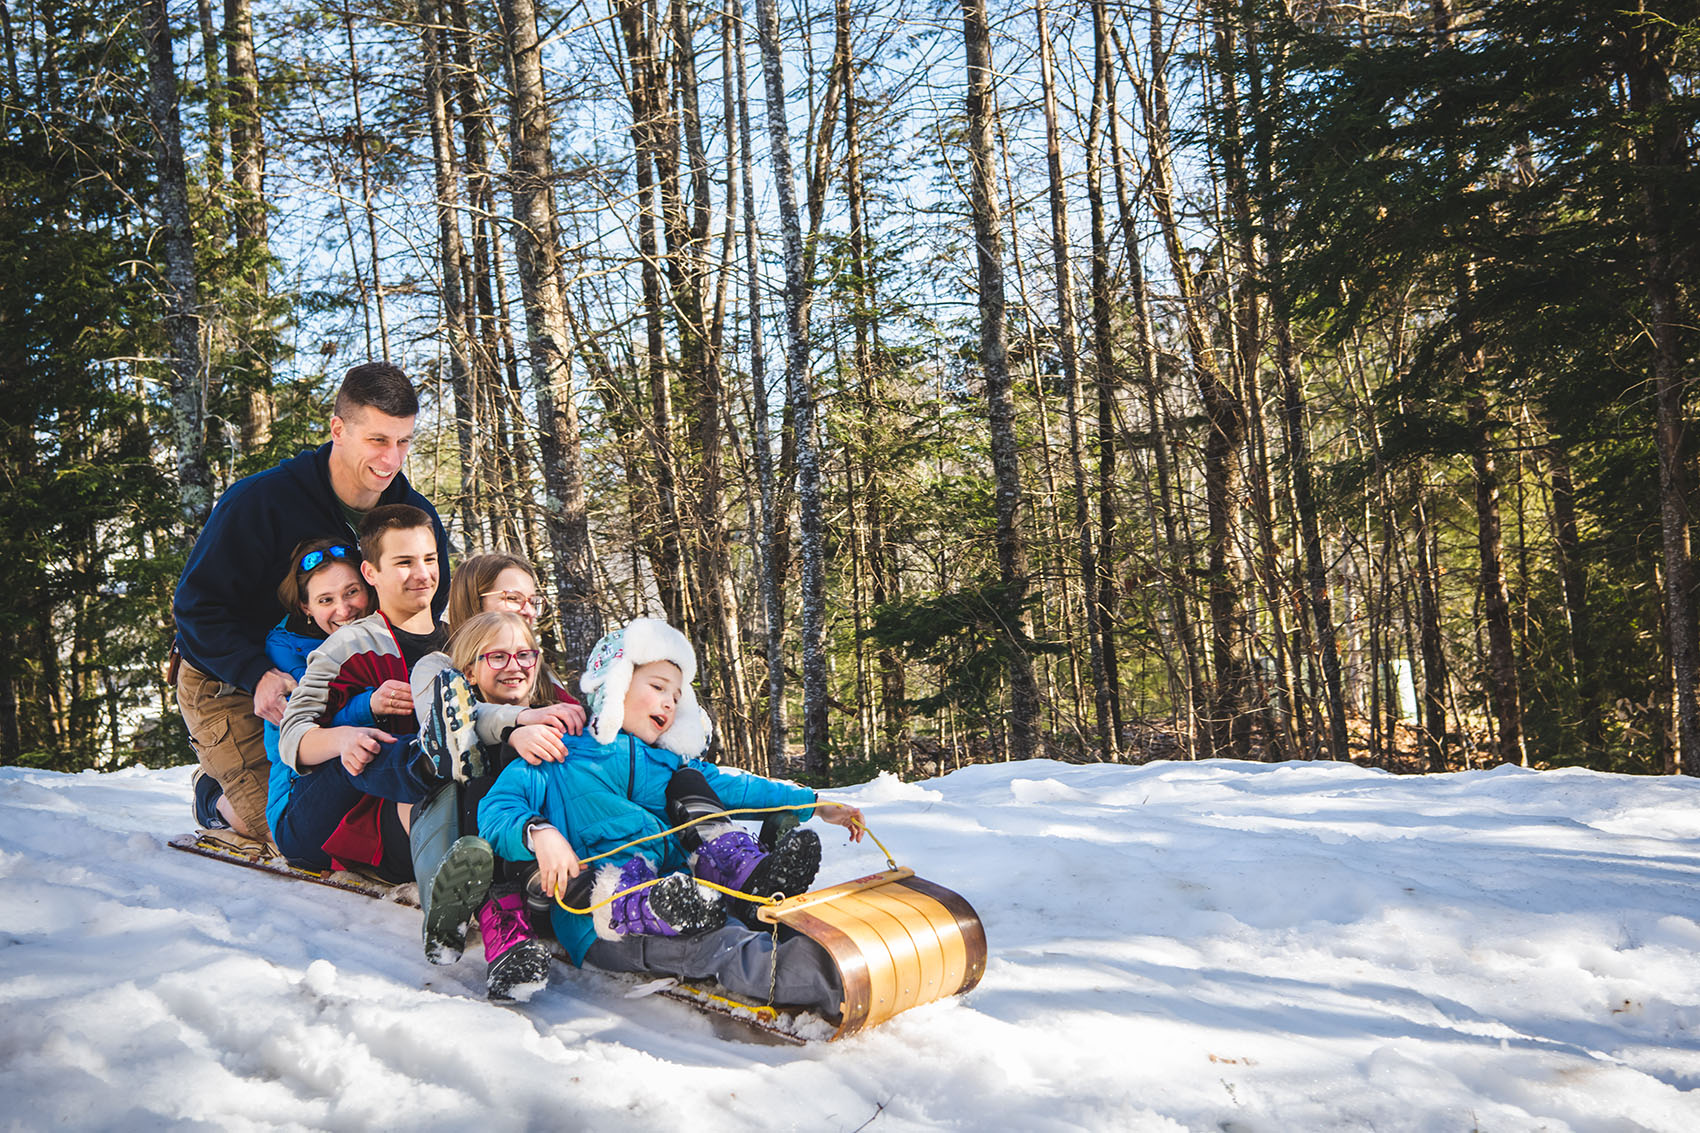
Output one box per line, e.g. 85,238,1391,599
657,685,711,757
589,661,632,746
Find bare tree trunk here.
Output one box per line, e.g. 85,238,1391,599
421,0,478,542
224,0,272,450
195,0,224,213
1409,468,1448,770
1211,2,1292,762
1106,40,1202,750
1426,0,1522,768
1626,11,1700,774
144,0,213,539
344,10,389,360
1274,318,1347,760
443,0,505,540
1464,367,1524,767
839,0,902,746
1087,0,1124,749
1036,0,1111,760
497,0,601,667
1134,0,1250,759
755,0,831,775
615,0,687,626
1249,4,1348,761
1546,446,1602,753
733,0,781,776
962,0,1041,761
668,0,750,770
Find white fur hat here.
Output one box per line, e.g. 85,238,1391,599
579,618,712,756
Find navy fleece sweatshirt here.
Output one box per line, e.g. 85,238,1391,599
171,444,451,692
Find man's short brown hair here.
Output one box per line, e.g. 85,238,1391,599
334,362,419,421
359,503,433,567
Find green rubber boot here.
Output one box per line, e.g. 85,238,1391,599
411,784,493,963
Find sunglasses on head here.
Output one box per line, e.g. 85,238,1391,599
298,545,354,574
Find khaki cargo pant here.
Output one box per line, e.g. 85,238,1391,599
176,659,274,844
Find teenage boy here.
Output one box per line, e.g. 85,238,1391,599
174,362,452,843
272,505,574,881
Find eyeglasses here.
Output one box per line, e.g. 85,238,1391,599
482,589,549,616
299,545,354,573
477,649,540,671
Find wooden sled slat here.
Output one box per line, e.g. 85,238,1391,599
869,885,964,1005
762,871,986,1040
898,876,988,995
756,868,916,919
834,889,951,1022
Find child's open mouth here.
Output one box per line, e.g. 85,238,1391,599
650,714,668,731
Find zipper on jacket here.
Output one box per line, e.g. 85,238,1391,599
626,735,637,802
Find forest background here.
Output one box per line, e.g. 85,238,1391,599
1,0,1695,785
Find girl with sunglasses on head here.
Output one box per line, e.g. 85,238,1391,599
242,538,411,849
445,551,584,718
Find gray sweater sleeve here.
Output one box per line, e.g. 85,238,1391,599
278,642,341,771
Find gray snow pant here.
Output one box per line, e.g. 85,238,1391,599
584,924,844,1019
409,782,461,926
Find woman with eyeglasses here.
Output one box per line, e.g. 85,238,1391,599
445,552,583,714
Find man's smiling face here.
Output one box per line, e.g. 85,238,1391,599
328,405,415,508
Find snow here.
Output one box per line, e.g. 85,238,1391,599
3,758,1700,1131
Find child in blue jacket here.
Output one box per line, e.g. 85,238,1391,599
479,618,864,1018
259,538,411,840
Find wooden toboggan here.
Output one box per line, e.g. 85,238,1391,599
754,866,986,1039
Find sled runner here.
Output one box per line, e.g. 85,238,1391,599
168,830,418,906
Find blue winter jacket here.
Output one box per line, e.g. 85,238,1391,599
261,615,377,835
172,443,450,693
479,731,817,965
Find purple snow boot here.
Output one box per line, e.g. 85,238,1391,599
694,827,821,922
593,856,725,940
690,829,766,891
477,890,551,1003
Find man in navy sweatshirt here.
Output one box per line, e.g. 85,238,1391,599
173,362,452,843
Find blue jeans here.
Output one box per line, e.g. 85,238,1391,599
273,737,436,873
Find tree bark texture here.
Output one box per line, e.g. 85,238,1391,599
962,0,1041,761
223,0,273,450
1137,0,1251,759
144,0,214,540
756,0,830,774
497,0,601,670
1037,0,1112,760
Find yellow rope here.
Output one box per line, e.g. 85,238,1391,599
547,802,897,913
566,802,819,870
554,872,783,916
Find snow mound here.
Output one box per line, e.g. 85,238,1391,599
3,759,1699,1130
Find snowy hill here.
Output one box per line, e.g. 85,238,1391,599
3,758,1699,1131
